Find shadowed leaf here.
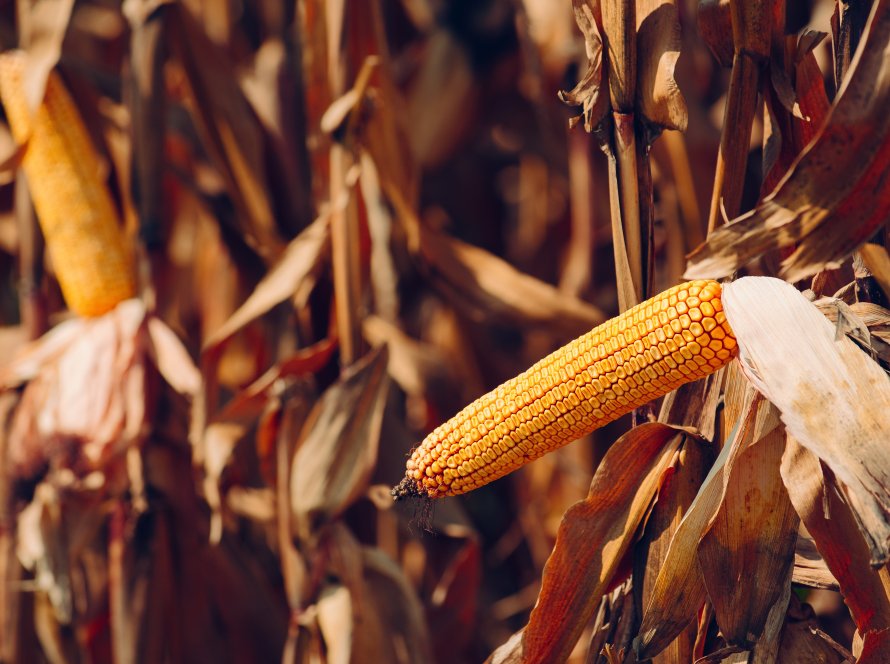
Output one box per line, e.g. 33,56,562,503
291,348,389,540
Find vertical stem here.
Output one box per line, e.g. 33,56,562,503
330,146,362,367
662,129,704,249
706,53,761,233
16,173,46,339
614,113,643,305
560,126,596,296
326,0,364,368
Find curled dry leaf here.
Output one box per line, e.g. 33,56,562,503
686,0,890,282
636,0,687,132
561,0,686,132
559,0,608,132
722,277,890,565
290,347,389,541
517,423,686,663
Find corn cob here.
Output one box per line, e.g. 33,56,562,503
0,51,135,317
394,280,737,499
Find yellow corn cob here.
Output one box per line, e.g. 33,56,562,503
0,51,134,317
394,280,737,499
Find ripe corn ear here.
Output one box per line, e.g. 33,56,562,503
0,51,135,317
395,280,737,498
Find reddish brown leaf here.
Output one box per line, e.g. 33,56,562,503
518,422,686,663
202,216,329,350
687,0,890,282
780,437,890,640
697,411,798,648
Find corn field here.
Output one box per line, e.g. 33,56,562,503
0,0,888,663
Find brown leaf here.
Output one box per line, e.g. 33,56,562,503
518,422,686,662
697,405,798,648
633,435,714,663
167,4,284,261
635,386,781,659
360,547,434,663
202,216,329,351
636,0,687,132
416,224,606,335
780,437,890,639
722,277,890,565
686,1,890,282
290,347,389,541
777,619,853,663
559,0,609,132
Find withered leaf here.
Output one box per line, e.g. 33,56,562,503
519,423,686,663
633,435,714,663
167,4,283,261
635,386,781,659
697,406,798,649
202,216,329,351
559,0,609,131
686,1,890,282
636,0,687,132
722,277,890,565
290,348,389,541
780,437,890,639
416,224,605,336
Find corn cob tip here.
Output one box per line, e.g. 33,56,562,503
391,476,425,501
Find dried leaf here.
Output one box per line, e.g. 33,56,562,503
290,348,389,541
635,387,781,659
636,0,687,132
722,277,890,565
780,437,890,638
687,1,890,281
147,317,200,396
416,224,606,335
361,548,434,663
316,584,353,664
168,4,283,261
202,217,329,350
519,423,687,662
559,0,609,131
633,436,714,663
697,405,798,648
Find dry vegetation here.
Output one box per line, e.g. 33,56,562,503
0,0,888,663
